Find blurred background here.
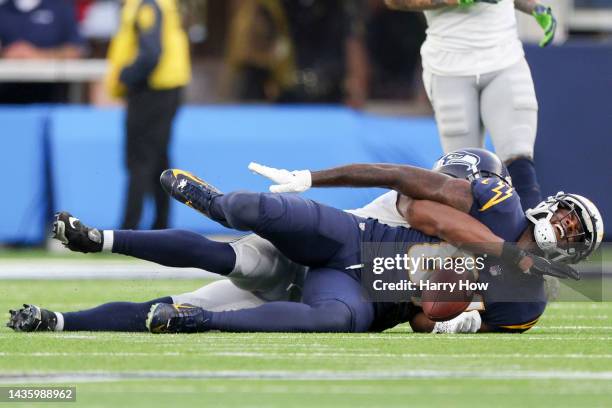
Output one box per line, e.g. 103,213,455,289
0,0,611,247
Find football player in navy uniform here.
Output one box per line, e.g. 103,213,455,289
245,155,601,333
7,150,600,334
141,154,597,333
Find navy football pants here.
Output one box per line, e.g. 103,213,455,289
202,191,375,332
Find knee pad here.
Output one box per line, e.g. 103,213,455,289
312,300,354,332
494,127,536,162
222,191,263,230
229,234,307,301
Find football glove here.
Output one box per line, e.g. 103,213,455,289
248,162,312,193
529,254,580,281
533,4,557,47
433,310,482,334
501,242,580,280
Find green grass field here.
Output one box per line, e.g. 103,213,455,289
0,279,611,408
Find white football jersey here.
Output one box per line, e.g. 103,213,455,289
421,0,524,76
345,191,409,228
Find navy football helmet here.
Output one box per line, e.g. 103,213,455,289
433,148,511,185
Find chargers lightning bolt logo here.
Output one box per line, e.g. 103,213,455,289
479,181,514,212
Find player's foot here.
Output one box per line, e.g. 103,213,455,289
160,169,223,219
7,305,57,332
53,212,103,253
146,303,210,334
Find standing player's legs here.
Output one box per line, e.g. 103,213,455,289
195,268,374,332
423,68,483,153
480,58,542,210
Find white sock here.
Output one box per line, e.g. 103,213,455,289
54,312,64,332
102,230,114,252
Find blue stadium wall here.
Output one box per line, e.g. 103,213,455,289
0,43,610,244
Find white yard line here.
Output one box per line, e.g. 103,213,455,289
1,369,612,384
0,261,218,280
1,351,611,360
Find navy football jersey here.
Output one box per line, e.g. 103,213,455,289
468,178,546,333
366,178,546,333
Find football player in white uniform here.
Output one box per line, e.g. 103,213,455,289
384,0,556,212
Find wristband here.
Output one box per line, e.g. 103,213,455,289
501,242,528,266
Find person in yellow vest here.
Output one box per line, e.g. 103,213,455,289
105,0,190,230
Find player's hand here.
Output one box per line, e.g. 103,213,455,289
248,162,312,193
533,5,556,47
527,254,580,280
501,242,580,281
433,310,481,334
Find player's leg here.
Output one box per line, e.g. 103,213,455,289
423,68,483,153
110,229,236,274
54,213,237,275
172,279,266,311
55,211,306,296
148,268,375,333
228,234,307,301
207,192,362,269
7,280,266,333
480,58,542,211
7,297,174,332
161,170,362,269
112,231,305,301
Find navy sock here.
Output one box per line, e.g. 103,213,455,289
112,229,236,275
507,158,542,212
62,296,172,332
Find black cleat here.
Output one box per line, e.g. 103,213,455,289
160,169,223,220
146,303,209,334
53,212,103,253
7,305,57,332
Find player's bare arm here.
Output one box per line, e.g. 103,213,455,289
406,199,503,254
249,162,474,213
384,0,501,11
313,163,475,212
513,0,539,14
384,0,457,11
407,199,536,273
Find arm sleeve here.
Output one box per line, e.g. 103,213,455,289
119,0,162,88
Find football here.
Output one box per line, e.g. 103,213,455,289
421,268,475,322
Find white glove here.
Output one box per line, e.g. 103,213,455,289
432,310,481,334
248,162,312,193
